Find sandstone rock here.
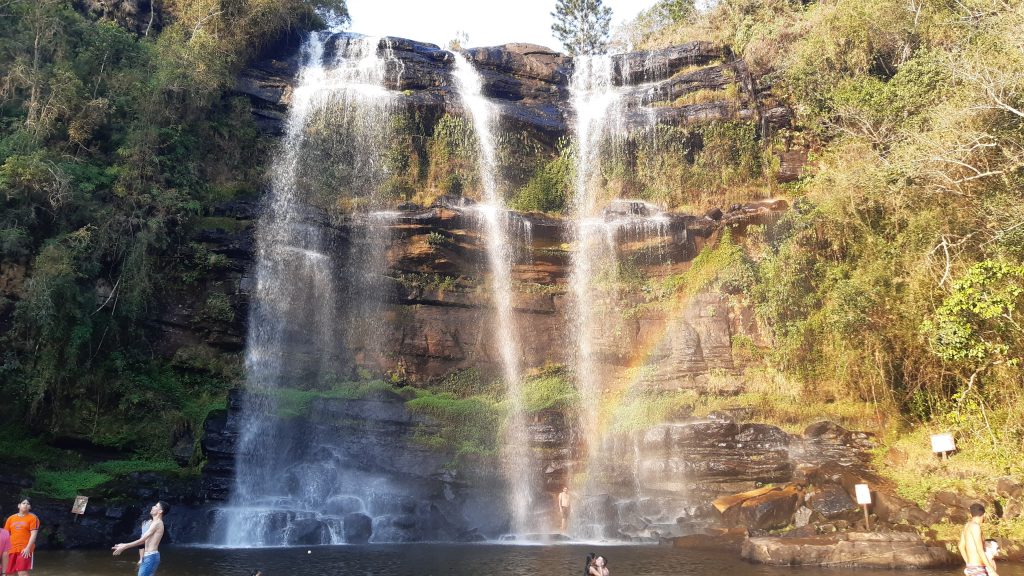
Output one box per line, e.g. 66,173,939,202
1003,497,1023,520
873,491,934,526
794,506,813,528
742,532,957,568
807,484,858,520
996,477,1023,498
738,485,801,530
803,421,852,442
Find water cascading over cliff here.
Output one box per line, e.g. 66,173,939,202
213,33,404,547
451,53,537,537
565,55,676,540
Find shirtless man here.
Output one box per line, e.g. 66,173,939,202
112,502,169,576
959,503,998,576
558,487,571,532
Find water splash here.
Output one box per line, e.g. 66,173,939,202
451,52,536,536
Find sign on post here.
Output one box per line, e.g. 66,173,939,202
71,495,89,515
854,484,872,530
930,433,956,461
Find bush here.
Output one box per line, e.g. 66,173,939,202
510,146,573,213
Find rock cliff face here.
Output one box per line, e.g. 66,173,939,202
236,33,792,158
12,34,810,547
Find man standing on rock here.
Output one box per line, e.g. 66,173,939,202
112,501,169,576
558,486,572,532
959,503,998,576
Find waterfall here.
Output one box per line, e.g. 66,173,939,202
451,52,536,536
565,55,626,539
214,33,402,547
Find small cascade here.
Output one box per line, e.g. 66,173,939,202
451,52,536,536
215,33,406,547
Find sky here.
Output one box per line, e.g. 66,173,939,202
345,0,659,52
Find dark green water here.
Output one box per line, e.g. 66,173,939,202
29,544,1022,576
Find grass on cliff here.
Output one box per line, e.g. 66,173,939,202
32,459,181,500
270,379,403,418
521,366,578,413
605,366,877,434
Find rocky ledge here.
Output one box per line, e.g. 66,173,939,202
235,33,794,165
741,532,956,569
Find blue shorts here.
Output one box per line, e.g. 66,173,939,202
138,552,160,576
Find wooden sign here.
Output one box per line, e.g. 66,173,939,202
71,495,89,515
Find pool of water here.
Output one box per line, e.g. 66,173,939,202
30,544,1022,576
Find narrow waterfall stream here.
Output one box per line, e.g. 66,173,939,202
450,53,536,536
565,54,626,539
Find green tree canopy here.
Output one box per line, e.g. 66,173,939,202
551,0,613,55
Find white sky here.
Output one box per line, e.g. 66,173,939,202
346,0,658,52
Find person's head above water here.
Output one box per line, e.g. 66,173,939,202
250,570,263,576
594,555,607,567
985,539,999,555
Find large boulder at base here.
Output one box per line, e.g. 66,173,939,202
734,485,802,530
343,513,373,544
742,532,958,568
807,483,859,520
872,491,935,526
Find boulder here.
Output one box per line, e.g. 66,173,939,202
794,506,814,528
738,485,802,530
343,513,373,544
873,491,934,526
807,484,858,520
742,532,958,568
996,477,1023,499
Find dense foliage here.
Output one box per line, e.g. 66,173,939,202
0,0,343,485
629,0,1024,507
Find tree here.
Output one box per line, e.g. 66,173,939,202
551,0,613,56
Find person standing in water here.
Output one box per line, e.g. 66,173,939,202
587,555,609,576
137,518,152,566
959,503,998,576
3,499,40,576
112,501,169,576
558,486,571,532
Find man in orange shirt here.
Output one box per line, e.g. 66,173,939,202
3,499,39,576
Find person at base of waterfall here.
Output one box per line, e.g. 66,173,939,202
583,552,595,576
112,501,169,576
587,555,609,576
3,499,40,576
959,503,998,576
558,486,571,532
